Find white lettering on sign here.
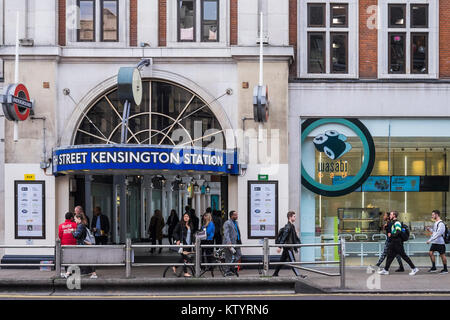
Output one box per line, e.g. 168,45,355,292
55,151,224,167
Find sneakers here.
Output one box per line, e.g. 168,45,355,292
409,268,419,276
378,269,389,275
440,269,448,274
89,273,98,279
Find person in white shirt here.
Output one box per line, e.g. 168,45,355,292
426,210,448,274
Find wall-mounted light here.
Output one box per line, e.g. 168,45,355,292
205,184,211,194
193,181,200,193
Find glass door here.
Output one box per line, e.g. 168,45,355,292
126,177,142,241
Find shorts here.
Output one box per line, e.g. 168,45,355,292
430,244,446,255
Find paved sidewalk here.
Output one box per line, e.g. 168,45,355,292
0,265,449,294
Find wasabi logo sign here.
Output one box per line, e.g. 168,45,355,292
313,130,352,160
302,119,375,197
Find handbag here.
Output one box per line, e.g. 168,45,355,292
196,229,207,240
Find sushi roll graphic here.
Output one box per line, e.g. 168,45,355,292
313,130,352,160
312,134,328,152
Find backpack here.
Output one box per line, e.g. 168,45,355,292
84,227,96,245
400,222,410,242
275,225,287,244
438,221,450,244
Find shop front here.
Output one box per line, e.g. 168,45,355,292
299,118,450,265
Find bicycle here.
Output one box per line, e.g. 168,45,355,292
163,250,196,278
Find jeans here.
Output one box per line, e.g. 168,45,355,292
273,249,300,276
376,238,403,268
385,239,415,271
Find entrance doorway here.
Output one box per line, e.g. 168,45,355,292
71,174,228,244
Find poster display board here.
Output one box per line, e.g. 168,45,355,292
248,181,278,239
15,181,45,239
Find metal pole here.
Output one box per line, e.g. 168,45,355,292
263,238,269,276
339,238,346,289
195,236,201,278
55,239,61,276
125,238,132,278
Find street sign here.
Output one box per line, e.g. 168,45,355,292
258,174,269,181
1,83,33,121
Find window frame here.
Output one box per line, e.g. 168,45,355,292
299,0,358,79
330,32,348,73
177,0,197,42
330,3,348,28
410,4,428,28
200,0,220,42
410,32,428,74
388,32,407,74
308,3,326,28
388,4,406,28
76,0,96,42
308,32,326,74
378,0,437,79
100,0,119,42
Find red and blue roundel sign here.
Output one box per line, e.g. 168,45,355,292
2,83,32,121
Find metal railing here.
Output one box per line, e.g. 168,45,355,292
1,238,347,289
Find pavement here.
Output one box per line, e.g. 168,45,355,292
0,262,449,296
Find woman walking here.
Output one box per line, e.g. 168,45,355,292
201,212,215,271
72,213,97,279
173,213,195,277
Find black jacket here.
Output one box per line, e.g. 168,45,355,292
73,223,87,245
279,222,301,252
91,214,110,235
173,222,195,245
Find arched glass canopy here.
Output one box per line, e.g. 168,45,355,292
74,80,225,149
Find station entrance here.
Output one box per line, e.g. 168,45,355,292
55,78,237,244
70,173,228,244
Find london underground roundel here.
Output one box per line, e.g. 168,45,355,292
2,83,32,121
301,118,375,197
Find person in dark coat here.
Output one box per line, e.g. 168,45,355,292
173,212,195,277
149,209,165,253
190,208,199,233
72,214,97,278
91,206,110,245
166,209,179,245
212,210,223,247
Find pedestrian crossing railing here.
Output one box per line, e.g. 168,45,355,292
338,241,450,266
1,239,347,289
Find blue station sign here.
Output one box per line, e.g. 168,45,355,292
53,145,239,175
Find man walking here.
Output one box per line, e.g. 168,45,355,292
91,207,110,245
273,211,306,278
374,212,405,272
222,210,242,276
426,210,448,274
378,211,419,276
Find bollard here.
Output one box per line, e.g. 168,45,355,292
195,236,201,278
125,238,132,278
263,238,269,276
339,238,346,289
55,239,61,276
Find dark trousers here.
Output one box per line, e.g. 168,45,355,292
376,238,403,268
273,249,300,276
385,239,415,271
151,239,162,253
94,236,108,245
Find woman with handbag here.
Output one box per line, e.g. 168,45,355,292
173,213,195,277
72,214,97,279
201,213,215,271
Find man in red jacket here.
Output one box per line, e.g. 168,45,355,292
59,212,77,245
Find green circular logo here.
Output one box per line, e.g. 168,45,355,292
301,118,375,197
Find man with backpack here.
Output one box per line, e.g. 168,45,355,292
272,211,306,278
426,210,448,274
378,211,419,276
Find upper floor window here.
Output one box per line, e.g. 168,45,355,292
173,0,222,44
71,0,123,45
379,1,437,79
77,0,95,42
299,1,358,78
